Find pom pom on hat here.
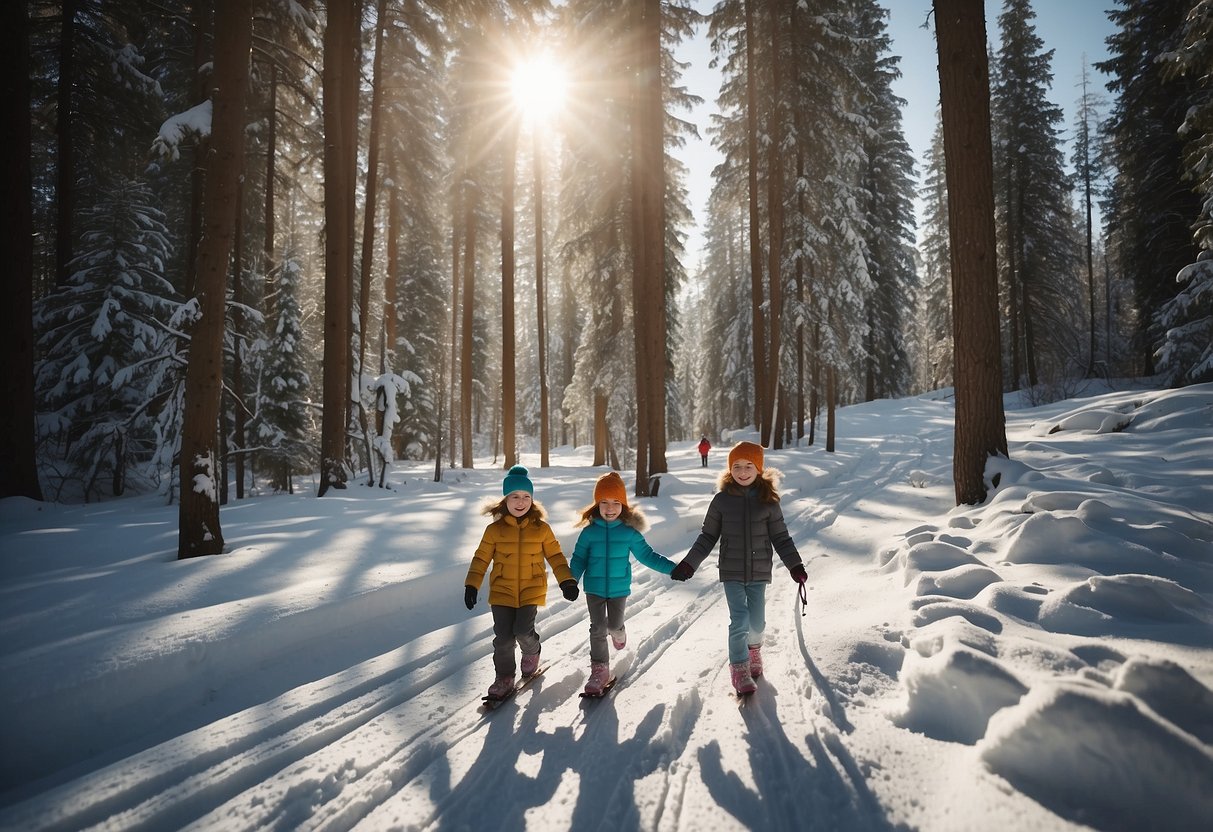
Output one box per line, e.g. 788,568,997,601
503,465,534,495
727,441,764,472
593,471,629,507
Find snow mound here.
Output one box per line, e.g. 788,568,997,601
1038,574,1213,637
1112,657,1213,745
1123,384,1213,433
979,682,1213,832
891,645,1027,744
1030,383,1213,437
913,563,1002,599
1048,407,1133,435
895,540,982,584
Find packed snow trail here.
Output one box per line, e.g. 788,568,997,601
4,386,1211,831
0,435,902,832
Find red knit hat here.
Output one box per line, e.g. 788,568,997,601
727,441,764,472
593,471,629,507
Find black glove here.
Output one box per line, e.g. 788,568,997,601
561,580,579,601
464,585,477,610
790,564,808,584
671,560,695,581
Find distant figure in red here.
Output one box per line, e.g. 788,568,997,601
697,436,712,468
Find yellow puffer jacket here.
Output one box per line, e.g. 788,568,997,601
465,512,573,608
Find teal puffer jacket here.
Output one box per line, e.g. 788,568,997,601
570,515,675,598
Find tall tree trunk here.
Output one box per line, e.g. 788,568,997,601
356,0,390,483
809,321,819,446
533,129,550,468
447,180,461,468
384,168,399,361
341,1,362,475
629,0,650,494
317,0,357,496
933,0,1009,505
743,0,767,435
55,0,78,289
826,364,836,453
184,2,212,299
501,119,519,470
795,257,805,441
263,63,277,304
1004,151,1021,386
178,0,253,557
1079,67,1097,376
1103,251,1112,372
0,0,43,500
230,178,247,499
593,393,608,467
1016,182,1038,388
460,180,476,469
254,61,277,492
560,260,576,448
630,0,667,493
384,167,400,457
765,0,785,448
643,0,668,481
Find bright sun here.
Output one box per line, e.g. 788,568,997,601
511,55,567,123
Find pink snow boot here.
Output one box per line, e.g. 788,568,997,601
610,628,627,650
487,675,516,699
730,661,757,695
521,647,541,678
584,662,611,695
748,644,763,678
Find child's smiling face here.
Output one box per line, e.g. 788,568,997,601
731,460,758,487
598,499,623,522
506,491,533,517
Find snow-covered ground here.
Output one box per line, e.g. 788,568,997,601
1,383,1211,831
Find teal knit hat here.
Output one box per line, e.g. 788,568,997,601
502,465,534,496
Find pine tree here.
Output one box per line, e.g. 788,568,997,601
375,2,447,464
1,1,43,501
1098,0,1203,374
49,0,165,289
1071,60,1107,375
855,2,917,402
555,0,696,469
1154,0,1213,383
683,191,753,434
34,178,181,500
992,0,1080,393
254,252,313,493
919,115,955,391
791,0,875,449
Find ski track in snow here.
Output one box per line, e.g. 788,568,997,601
0,430,928,832
9,386,1210,831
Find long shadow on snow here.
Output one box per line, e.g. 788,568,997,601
698,682,903,832
426,669,700,831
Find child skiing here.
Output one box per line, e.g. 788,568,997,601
570,471,677,696
671,441,807,695
464,465,579,700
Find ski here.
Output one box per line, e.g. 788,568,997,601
579,676,618,699
481,665,548,711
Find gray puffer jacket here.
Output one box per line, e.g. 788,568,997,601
684,485,803,582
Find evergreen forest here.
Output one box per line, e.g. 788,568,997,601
2,0,1210,557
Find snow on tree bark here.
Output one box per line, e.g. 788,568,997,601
178,0,253,558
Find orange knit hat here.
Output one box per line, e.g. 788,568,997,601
727,441,764,472
593,471,629,507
